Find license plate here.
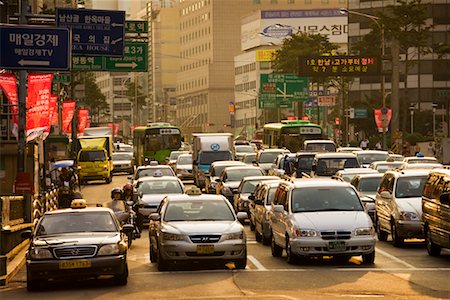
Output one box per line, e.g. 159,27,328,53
59,260,92,269
196,245,214,254
328,241,346,251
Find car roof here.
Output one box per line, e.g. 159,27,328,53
315,152,356,158
45,207,113,215
353,173,384,179
259,148,289,153
136,165,172,171
403,156,438,161
177,153,192,158
290,178,352,188
242,175,279,182
304,139,335,144
165,193,228,202
401,163,443,169
372,161,404,165
385,169,432,177
211,160,245,166
137,176,181,182
336,168,377,174
296,152,317,157
354,150,389,155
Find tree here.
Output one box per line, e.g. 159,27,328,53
125,80,146,108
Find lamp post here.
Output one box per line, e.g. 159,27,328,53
340,8,386,149
432,103,437,139
410,105,415,134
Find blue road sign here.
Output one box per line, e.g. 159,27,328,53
0,26,70,71
56,8,125,56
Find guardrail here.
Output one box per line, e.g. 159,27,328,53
32,188,59,226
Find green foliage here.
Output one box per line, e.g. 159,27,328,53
404,132,429,145
125,80,147,108
72,72,108,113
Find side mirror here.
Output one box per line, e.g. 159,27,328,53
248,195,255,201
127,176,132,180
21,230,33,239
273,204,284,213
380,191,392,199
149,213,161,221
122,224,134,233
236,212,247,221
439,193,450,205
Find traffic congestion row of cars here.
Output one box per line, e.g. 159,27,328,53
22,140,449,291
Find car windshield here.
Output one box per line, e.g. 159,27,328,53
115,144,132,152
297,156,314,172
79,150,106,162
265,187,277,205
226,169,263,181
169,151,186,160
260,151,284,163
137,168,173,178
292,187,363,213
235,145,255,153
112,153,132,161
395,176,427,198
137,180,183,194
177,155,192,164
357,153,388,165
36,212,117,236
200,151,232,165
243,154,256,163
373,162,404,173
406,158,438,164
164,200,235,221
305,143,336,152
359,177,382,192
316,158,360,176
241,180,261,193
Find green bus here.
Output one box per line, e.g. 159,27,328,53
263,120,323,152
133,123,182,165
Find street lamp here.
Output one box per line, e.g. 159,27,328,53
409,105,415,134
340,8,386,148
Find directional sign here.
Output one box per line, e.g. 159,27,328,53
0,26,70,70
437,90,450,98
125,20,148,34
56,8,125,56
298,55,381,77
53,73,72,84
259,73,308,108
72,43,147,72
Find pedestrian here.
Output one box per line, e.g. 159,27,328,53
360,138,369,150
375,141,382,150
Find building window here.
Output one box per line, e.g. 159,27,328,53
260,61,271,70
271,0,278,3
287,0,295,3
253,0,261,3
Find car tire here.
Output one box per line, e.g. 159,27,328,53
271,234,283,257
114,264,128,286
149,244,157,263
376,218,388,242
106,176,112,184
126,231,133,247
391,222,403,247
235,249,247,269
157,249,170,271
362,251,375,264
255,228,262,242
262,232,271,246
285,238,297,264
425,226,441,256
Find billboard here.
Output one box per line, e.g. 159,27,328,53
241,9,348,51
298,55,381,77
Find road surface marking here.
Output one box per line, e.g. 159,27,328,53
375,247,417,269
247,255,267,271
247,241,257,244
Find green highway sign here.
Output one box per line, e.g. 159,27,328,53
354,108,368,119
259,73,308,108
53,73,72,84
72,43,148,72
105,42,148,72
125,20,148,34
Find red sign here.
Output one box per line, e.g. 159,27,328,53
107,122,120,136
77,108,89,134
26,73,52,132
374,108,392,132
62,101,76,133
335,117,340,125
302,115,309,121
0,73,19,137
13,172,33,194
48,95,58,131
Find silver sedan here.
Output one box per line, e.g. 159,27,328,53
149,191,247,271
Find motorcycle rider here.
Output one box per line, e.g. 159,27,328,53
57,167,77,208
123,183,143,233
105,187,130,223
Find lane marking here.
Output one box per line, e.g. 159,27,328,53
375,247,417,269
247,255,267,271
247,241,257,245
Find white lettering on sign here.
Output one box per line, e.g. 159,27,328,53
9,33,59,47
300,127,322,135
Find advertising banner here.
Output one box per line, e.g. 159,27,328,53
374,108,392,133
49,95,58,127
77,108,89,134
26,73,52,133
107,122,120,136
62,101,76,133
0,73,18,137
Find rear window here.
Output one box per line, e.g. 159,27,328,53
305,143,336,152
137,180,183,194
137,168,174,178
315,157,360,176
164,200,234,221
359,177,382,192
226,169,263,181
260,152,284,163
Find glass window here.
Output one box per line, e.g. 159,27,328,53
137,180,182,194
358,177,382,192
356,153,389,165
79,150,106,162
395,176,427,198
241,180,260,193
259,151,285,163
164,200,234,221
36,212,117,235
226,169,263,181
265,187,277,205
200,151,232,165
112,153,132,161
315,158,360,176
177,155,192,164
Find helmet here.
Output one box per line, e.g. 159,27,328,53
111,187,123,199
123,183,133,192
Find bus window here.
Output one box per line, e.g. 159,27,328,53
146,134,161,151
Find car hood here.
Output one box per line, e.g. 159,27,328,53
396,197,423,216
141,194,167,204
293,211,372,231
163,221,242,235
258,163,272,170
33,232,121,246
113,160,131,165
176,164,192,170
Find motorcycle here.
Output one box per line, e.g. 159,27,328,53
124,200,141,247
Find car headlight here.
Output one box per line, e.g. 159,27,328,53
103,165,108,170
98,244,121,256
162,232,185,241
355,227,375,236
223,231,244,240
29,248,53,259
294,229,318,237
399,211,419,221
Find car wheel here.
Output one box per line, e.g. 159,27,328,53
376,218,388,242
114,263,128,286
255,227,262,242
262,232,271,246
234,249,247,269
271,233,283,257
391,222,403,247
425,226,441,256
126,231,133,247
285,238,297,264
157,249,170,271
149,243,157,263
362,251,375,264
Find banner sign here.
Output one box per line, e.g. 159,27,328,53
0,73,18,137
77,108,89,134
26,73,52,133
298,55,380,77
374,108,392,132
107,122,120,136
49,95,58,126
62,100,76,133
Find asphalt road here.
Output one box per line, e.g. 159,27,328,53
2,174,449,299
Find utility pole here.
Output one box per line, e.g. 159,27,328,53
17,0,27,173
